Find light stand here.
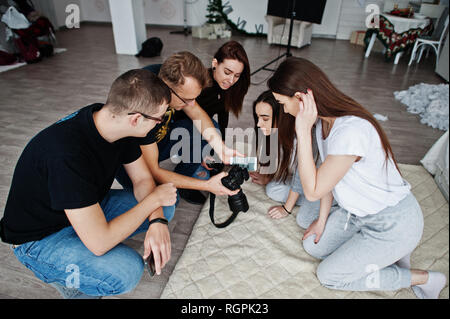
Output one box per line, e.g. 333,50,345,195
170,0,191,36
251,0,296,76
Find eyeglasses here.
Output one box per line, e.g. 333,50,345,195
169,87,196,106
127,112,165,123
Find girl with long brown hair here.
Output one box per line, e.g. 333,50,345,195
173,40,250,139
250,90,321,221
268,57,446,298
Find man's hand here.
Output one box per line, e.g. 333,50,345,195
219,145,245,165
152,183,177,207
141,183,176,275
143,222,171,275
206,172,240,196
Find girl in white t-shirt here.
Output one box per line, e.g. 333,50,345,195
268,57,446,299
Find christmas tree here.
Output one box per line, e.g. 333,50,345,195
206,0,224,24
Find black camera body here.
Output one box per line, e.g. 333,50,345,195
207,162,250,226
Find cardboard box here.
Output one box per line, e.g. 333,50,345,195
192,24,214,39
192,23,231,40
350,30,366,46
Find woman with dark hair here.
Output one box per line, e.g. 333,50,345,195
250,90,320,221
250,90,280,186
174,40,250,138
268,57,446,298
172,41,250,204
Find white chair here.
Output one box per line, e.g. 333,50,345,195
408,8,449,67
419,3,447,29
265,15,312,49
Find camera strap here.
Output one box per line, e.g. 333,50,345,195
209,193,240,228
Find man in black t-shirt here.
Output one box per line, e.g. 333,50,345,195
116,52,244,206
0,69,177,298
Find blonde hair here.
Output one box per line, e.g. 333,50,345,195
159,51,211,89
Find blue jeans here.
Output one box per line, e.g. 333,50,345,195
12,189,173,297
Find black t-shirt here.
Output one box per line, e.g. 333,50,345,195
0,104,141,244
137,107,175,145
173,69,228,138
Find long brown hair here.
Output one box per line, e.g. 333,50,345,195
214,41,250,117
268,57,400,182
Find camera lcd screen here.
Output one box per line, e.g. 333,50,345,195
231,157,258,172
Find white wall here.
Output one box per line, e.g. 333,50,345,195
47,0,444,40
312,0,343,37
69,0,208,26
80,0,111,23
336,0,384,40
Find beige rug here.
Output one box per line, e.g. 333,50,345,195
161,164,449,299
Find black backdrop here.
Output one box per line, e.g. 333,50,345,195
267,0,327,24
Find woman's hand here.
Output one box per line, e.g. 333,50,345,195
249,172,270,186
267,205,290,219
295,89,318,133
302,218,326,244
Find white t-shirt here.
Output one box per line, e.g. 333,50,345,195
316,116,411,217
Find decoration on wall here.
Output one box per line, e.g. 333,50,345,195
161,0,177,20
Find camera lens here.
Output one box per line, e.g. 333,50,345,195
228,189,249,214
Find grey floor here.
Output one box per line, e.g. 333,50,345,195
0,23,446,299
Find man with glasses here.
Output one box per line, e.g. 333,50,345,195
0,70,177,298
116,52,243,207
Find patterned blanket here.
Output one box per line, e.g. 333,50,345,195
364,15,433,59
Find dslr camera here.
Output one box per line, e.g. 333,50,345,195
207,161,250,227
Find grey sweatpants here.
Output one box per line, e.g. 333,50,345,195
299,192,424,291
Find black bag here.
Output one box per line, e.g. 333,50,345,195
135,37,163,58
38,42,54,58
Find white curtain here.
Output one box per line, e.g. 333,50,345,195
32,0,58,28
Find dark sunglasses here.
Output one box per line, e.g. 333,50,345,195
128,112,165,123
